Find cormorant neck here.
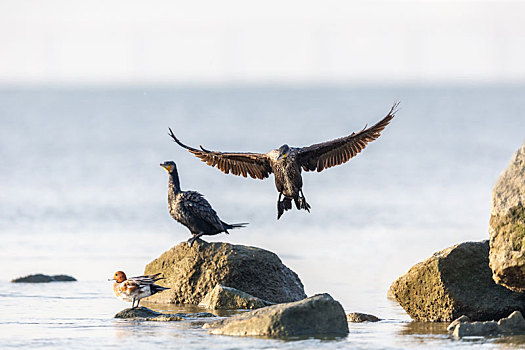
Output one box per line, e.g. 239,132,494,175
169,168,181,193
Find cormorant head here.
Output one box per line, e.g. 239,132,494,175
112,271,127,283
277,144,290,160
160,161,177,174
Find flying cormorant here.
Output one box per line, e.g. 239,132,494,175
160,161,247,246
169,102,398,219
111,271,169,308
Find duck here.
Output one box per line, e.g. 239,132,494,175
111,271,169,308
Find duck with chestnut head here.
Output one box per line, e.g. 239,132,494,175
111,271,169,308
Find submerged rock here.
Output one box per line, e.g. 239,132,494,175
199,284,274,310
389,241,525,322
346,313,381,323
11,274,77,283
143,240,306,304
114,306,215,321
449,311,525,337
204,293,348,338
115,307,163,319
489,144,525,292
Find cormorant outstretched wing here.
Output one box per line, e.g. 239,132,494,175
296,102,398,172
169,128,272,180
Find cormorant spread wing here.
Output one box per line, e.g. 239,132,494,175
169,128,272,180
297,102,399,172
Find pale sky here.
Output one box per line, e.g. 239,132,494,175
1,0,524,84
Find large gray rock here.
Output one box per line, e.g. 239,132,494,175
144,240,306,305
204,293,348,338
11,274,76,283
489,143,525,292
199,284,274,310
389,241,525,322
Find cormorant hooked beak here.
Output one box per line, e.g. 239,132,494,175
160,163,172,172
277,153,287,160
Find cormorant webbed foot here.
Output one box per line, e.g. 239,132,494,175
298,190,311,212
188,233,204,247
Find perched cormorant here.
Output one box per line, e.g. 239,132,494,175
111,271,169,308
160,161,247,246
169,102,398,219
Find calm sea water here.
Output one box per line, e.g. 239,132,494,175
1,85,524,348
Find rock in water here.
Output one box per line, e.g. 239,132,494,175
115,307,162,319
143,240,306,304
204,293,348,337
453,321,500,337
114,306,215,321
199,284,274,310
447,315,470,332
389,241,525,322
498,311,525,334
449,311,525,337
489,143,525,292
346,313,381,322
11,274,77,283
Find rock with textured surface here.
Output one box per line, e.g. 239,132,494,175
489,144,525,292
389,241,525,322
203,293,348,337
199,284,274,310
143,240,306,304
11,274,77,283
114,306,215,321
347,313,381,322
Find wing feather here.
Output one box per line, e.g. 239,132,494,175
169,129,272,180
297,102,398,172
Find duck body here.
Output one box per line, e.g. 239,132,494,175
112,271,169,308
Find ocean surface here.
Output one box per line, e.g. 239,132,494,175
1,85,524,348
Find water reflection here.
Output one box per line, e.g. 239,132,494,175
493,334,525,347
400,322,449,336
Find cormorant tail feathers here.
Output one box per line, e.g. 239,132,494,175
223,222,249,229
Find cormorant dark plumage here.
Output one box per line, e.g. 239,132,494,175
169,102,398,219
160,161,247,246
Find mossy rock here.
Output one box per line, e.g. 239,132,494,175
389,241,525,322
11,274,77,283
143,240,306,305
204,293,348,338
489,143,525,292
199,284,274,310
